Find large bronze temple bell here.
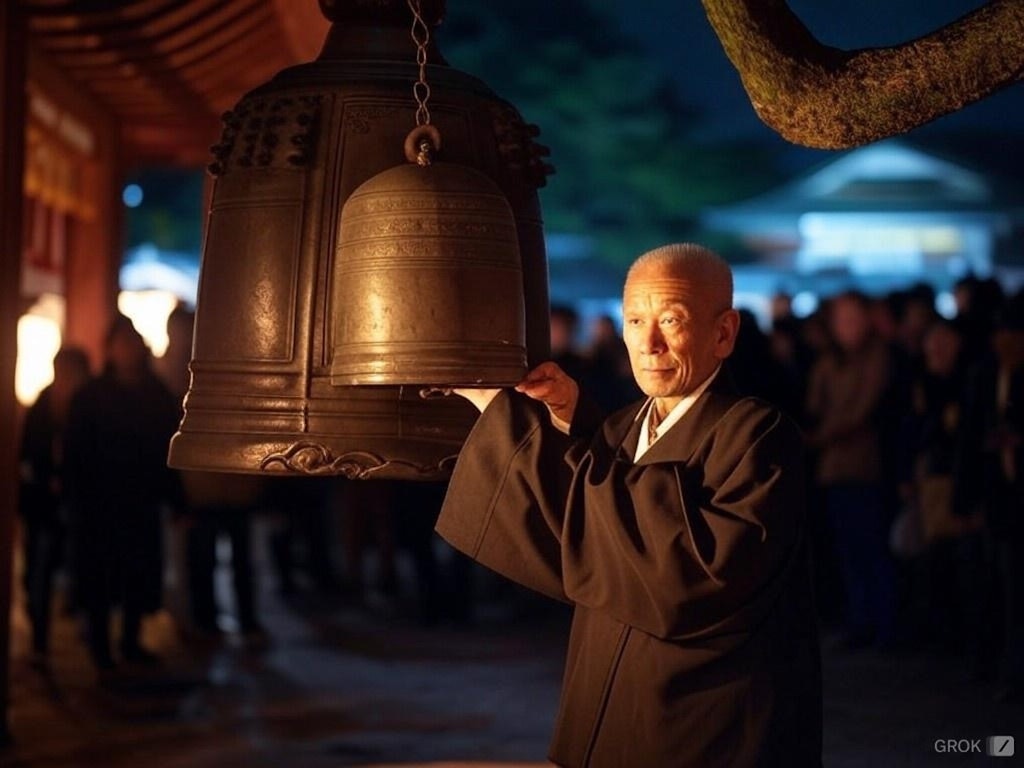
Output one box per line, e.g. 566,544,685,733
167,0,553,480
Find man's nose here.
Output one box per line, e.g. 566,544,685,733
639,325,666,354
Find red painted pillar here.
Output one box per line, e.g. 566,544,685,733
65,150,122,371
0,0,27,745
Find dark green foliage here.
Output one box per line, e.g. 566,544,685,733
439,0,781,266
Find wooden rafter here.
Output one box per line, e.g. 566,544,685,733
25,0,329,165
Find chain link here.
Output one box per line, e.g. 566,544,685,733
408,0,431,126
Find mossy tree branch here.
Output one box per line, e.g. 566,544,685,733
701,0,1024,148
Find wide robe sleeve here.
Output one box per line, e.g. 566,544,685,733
438,387,807,645
562,399,807,641
435,389,595,602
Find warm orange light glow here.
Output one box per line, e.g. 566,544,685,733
117,289,179,357
16,294,64,406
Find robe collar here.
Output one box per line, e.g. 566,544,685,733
607,367,741,467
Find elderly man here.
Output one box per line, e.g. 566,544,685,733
438,243,822,767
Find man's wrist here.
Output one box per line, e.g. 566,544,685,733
549,409,572,435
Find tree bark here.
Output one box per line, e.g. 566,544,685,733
701,0,1024,148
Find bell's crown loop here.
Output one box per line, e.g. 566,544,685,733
404,125,441,166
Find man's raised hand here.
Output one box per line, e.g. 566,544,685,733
515,362,579,425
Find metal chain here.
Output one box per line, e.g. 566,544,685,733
408,0,431,126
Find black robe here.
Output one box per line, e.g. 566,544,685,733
436,376,822,767
64,369,181,614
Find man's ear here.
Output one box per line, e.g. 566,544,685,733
714,309,741,358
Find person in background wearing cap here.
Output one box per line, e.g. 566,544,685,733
436,243,822,767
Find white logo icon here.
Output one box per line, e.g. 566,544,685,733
987,736,1015,757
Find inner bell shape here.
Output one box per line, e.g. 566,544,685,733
331,161,528,387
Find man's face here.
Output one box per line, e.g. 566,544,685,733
829,296,871,351
108,326,149,373
923,324,961,376
622,264,737,401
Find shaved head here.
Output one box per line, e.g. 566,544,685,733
621,243,739,406
625,243,733,314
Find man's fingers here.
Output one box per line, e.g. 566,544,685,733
515,371,555,390
516,361,563,385
517,377,566,402
512,361,578,423
516,363,569,393
516,376,554,394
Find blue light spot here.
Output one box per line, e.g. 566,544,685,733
122,184,144,208
936,292,957,319
792,292,819,318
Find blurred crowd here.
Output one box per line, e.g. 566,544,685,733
14,275,1024,707
755,277,1024,706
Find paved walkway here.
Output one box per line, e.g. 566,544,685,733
1,538,1021,767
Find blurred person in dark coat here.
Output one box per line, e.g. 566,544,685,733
156,305,267,639
18,346,91,666
182,472,266,637
549,303,587,383
728,308,799,419
898,319,985,652
64,315,182,669
582,314,641,414
953,275,1005,366
958,292,1024,700
806,290,897,649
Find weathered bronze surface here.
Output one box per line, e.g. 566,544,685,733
332,159,527,386
168,0,552,480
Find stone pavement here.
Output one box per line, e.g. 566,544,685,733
1,545,1021,767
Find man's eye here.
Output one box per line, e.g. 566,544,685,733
660,316,680,326
626,318,643,326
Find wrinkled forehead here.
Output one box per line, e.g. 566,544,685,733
623,270,726,311
623,276,691,301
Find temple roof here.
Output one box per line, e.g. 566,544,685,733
25,0,330,164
